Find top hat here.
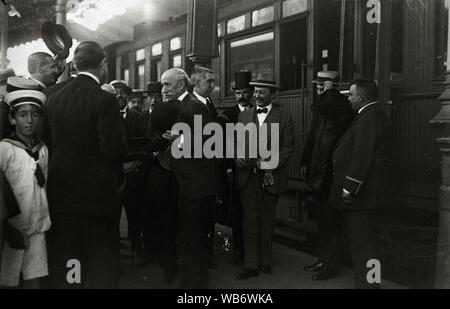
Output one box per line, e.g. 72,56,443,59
147,81,162,94
6,77,41,93
233,71,252,90
5,90,47,109
0,69,15,85
249,72,280,91
312,71,340,84
110,80,132,95
41,22,73,60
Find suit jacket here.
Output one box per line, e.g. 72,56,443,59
222,105,242,124
170,93,217,200
329,103,389,211
235,104,295,195
43,74,127,218
300,89,354,193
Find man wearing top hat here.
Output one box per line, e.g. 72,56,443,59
300,71,354,279
234,72,295,280
220,71,254,264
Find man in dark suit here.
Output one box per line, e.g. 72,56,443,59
161,68,216,288
43,41,127,288
300,71,355,277
220,71,253,264
234,73,295,280
321,79,389,289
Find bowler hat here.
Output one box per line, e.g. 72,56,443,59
110,80,132,95
41,22,73,60
233,71,252,90
249,72,280,91
312,71,340,84
147,81,162,94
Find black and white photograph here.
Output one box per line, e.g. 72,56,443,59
0,0,449,294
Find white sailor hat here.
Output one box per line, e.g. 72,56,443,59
312,71,340,84
5,90,47,109
6,77,41,93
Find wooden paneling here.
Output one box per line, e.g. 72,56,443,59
279,92,312,180
389,94,441,203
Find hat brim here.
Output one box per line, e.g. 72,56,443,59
249,82,280,90
42,22,73,60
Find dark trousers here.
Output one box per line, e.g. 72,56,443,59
322,209,380,289
177,194,215,289
48,214,120,289
313,191,337,262
148,197,178,274
240,172,278,270
231,189,245,257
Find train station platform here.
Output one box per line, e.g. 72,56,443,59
118,224,405,289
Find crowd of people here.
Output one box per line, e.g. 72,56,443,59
0,39,388,289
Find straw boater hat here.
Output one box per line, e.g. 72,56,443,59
0,69,15,85
249,72,280,91
101,83,117,95
6,77,41,93
5,90,47,110
312,71,340,84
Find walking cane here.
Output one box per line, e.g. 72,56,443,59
260,169,273,268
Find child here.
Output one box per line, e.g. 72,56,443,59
0,89,50,288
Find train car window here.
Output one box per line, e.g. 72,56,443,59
151,57,162,82
136,49,145,62
280,17,307,91
136,63,145,89
315,0,355,83
435,0,448,79
170,37,182,51
252,6,274,27
152,42,163,56
171,54,182,68
227,32,275,95
227,15,246,34
282,0,307,18
122,68,130,85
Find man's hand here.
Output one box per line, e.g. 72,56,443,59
162,130,181,143
263,171,275,187
300,166,307,181
323,81,333,92
235,158,248,168
342,190,353,205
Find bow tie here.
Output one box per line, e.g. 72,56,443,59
257,108,268,114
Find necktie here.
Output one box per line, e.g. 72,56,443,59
257,108,268,114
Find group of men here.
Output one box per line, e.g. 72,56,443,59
0,38,389,289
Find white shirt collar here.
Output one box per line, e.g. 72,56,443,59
29,77,47,89
78,72,100,85
358,102,378,114
178,91,189,102
193,91,207,105
238,104,246,112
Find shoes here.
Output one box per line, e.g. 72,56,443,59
312,272,338,281
259,265,273,274
304,261,324,273
236,269,259,280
